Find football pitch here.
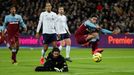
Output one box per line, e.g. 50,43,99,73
0,48,134,75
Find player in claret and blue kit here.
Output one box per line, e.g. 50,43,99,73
3,6,27,64
75,14,114,56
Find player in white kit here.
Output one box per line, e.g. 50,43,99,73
56,6,72,62
36,2,58,64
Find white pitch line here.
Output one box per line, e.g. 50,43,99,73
0,56,134,62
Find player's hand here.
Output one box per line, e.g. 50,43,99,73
1,32,4,37
35,33,40,39
68,31,71,36
54,67,63,72
112,30,119,34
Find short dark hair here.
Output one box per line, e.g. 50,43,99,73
58,5,64,8
45,2,51,6
52,48,60,53
90,14,98,18
10,5,16,10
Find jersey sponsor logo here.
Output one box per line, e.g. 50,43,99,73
9,21,19,24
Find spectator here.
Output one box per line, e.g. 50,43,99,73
0,0,134,34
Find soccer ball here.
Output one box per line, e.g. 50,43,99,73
92,53,102,62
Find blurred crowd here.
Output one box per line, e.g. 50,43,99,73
0,0,134,35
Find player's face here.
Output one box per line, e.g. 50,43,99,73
45,3,52,12
58,7,64,14
91,17,98,23
10,7,16,15
53,51,60,58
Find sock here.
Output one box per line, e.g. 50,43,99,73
6,43,12,50
16,45,19,54
91,41,99,54
41,49,46,57
58,45,62,51
66,45,71,58
16,48,19,54
12,49,16,62
6,43,10,48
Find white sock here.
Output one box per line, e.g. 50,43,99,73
12,49,16,52
66,45,71,58
6,43,10,48
41,49,45,57
59,45,62,51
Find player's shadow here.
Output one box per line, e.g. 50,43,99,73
71,66,105,70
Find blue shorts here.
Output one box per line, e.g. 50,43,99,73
42,33,57,44
59,33,70,41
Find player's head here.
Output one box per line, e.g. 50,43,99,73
90,14,98,23
45,2,52,12
10,5,16,16
58,6,64,15
52,48,60,58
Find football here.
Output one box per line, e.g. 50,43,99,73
92,53,102,62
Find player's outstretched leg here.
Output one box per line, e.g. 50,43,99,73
91,40,103,54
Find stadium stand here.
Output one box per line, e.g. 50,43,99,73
0,0,134,35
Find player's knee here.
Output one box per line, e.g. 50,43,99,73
92,32,99,37
86,35,94,41
66,42,71,46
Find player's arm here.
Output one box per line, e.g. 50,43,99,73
65,17,71,35
100,29,113,34
61,61,68,72
3,16,8,30
0,27,4,37
54,57,68,72
54,13,61,40
59,57,68,72
1,27,4,36
36,13,43,39
19,15,27,31
54,14,59,34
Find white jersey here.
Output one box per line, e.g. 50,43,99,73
56,14,69,34
36,11,57,34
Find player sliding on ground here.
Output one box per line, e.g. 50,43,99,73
35,48,68,72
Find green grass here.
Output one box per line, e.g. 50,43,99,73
0,48,134,75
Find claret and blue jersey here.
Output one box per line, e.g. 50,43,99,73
3,14,26,29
